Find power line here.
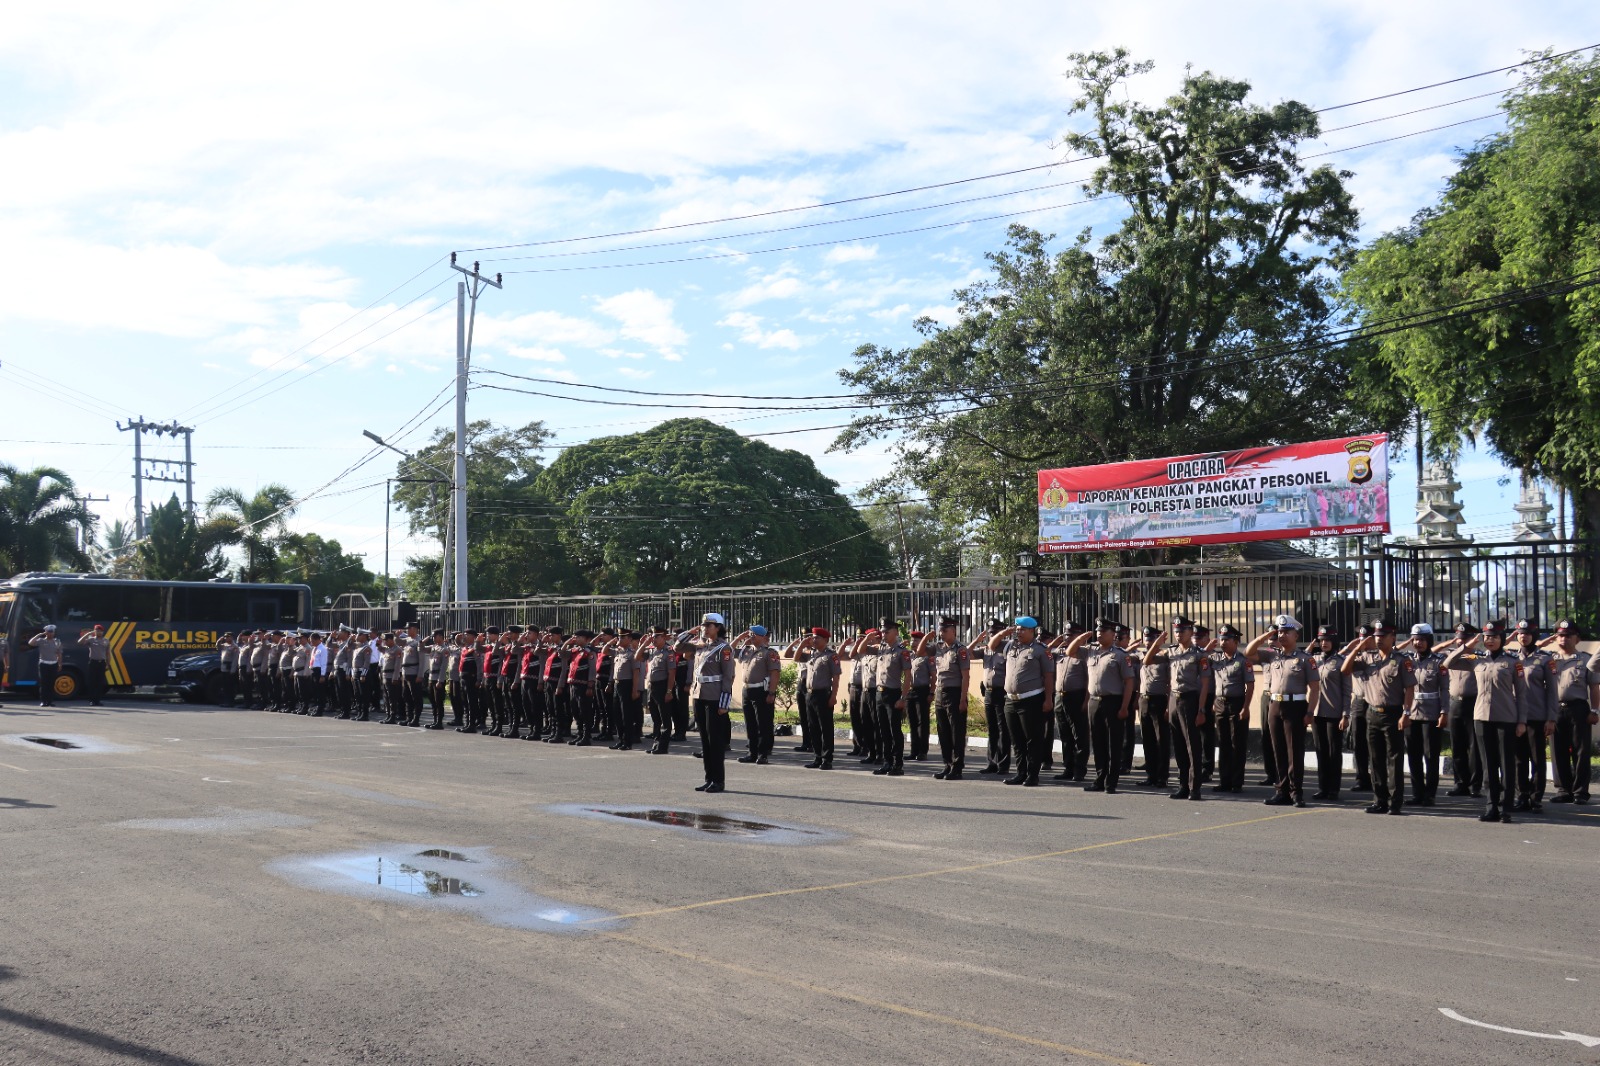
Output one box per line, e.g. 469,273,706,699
454,46,1594,256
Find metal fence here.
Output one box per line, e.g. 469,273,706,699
319,540,1592,640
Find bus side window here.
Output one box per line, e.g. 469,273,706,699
20,594,51,637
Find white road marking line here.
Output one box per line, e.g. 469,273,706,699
1439,1007,1600,1047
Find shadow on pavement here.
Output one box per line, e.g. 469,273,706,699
734,791,1119,820
0,797,54,809
0,1004,211,1065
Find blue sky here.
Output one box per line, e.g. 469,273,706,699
1,1,1594,583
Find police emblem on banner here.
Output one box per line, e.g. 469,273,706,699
1345,439,1376,484
1041,480,1070,508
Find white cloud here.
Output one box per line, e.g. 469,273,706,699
916,305,961,326
599,348,647,360
506,345,567,363
869,303,913,321
825,243,878,263
726,266,806,308
615,366,654,380
717,311,803,350
593,288,687,358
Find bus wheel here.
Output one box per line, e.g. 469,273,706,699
54,669,82,701
204,673,228,705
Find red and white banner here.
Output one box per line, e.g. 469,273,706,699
1037,434,1390,554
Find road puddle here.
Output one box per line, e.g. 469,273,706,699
551,804,841,845
269,845,616,933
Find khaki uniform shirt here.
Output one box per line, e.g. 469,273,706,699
1450,652,1525,724
803,648,841,692
1002,641,1051,698
1163,644,1208,693
1309,652,1348,719
80,635,111,663
1512,649,1558,722
1350,650,1412,708
687,641,735,703
1077,643,1133,698
1407,651,1446,720
1258,647,1317,699
933,641,969,691
1550,651,1597,705
875,644,911,693
1207,650,1253,704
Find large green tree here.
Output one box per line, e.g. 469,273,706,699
138,495,226,580
393,419,581,600
0,464,93,574
859,496,967,580
204,484,299,582
836,50,1368,562
537,418,893,592
278,532,383,607
1343,49,1600,589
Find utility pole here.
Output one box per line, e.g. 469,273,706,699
116,417,196,537
449,253,503,623
893,501,914,627
70,493,110,554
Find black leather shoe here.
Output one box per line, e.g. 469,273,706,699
933,769,948,779
1022,777,1039,787
1499,810,1513,823
737,755,757,764
1004,774,1026,785
1365,803,1387,814
1550,793,1575,803
755,756,769,765
1294,799,1307,808
1053,771,1072,781
703,783,724,793
820,761,834,770
804,760,822,769
1084,782,1105,792
1447,786,1472,797
694,782,711,791
1479,807,1500,822
886,767,904,776
872,766,891,775
1263,794,1291,806
1170,790,1190,800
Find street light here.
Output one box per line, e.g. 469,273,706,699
364,430,455,625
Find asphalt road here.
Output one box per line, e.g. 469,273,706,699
3,698,1597,1066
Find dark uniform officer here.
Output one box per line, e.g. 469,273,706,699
1249,615,1320,807
1136,626,1173,788
540,629,570,741
640,628,677,754
75,624,111,705
1441,623,1483,796
1064,620,1134,793
843,639,867,757
872,623,912,776
1403,624,1446,805
906,632,933,761
1443,620,1525,822
993,617,1053,787
1049,622,1091,782
1346,624,1374,792
1343,621,1413,814
1510,619,1557,811
798,629,842,770
925,618,971,780
972,621,1011,775
733,626,781,765
564,631,599,745
1546,619,1597,803
1307,626,1349,800
1147,618,1208,799
455,632,481,732
1202,625,1253,793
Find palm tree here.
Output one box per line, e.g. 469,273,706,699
0,464,94,575
204,484,298,582
91,518,140,577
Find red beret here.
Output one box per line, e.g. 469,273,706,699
811,626,830,639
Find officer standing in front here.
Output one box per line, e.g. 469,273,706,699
1145,617,1208,799
1048,622,1091,782
639,627,677,754
1510,619,1558,812
1402,624,1446,806
1435,624,1483,797
1443,620,1525,822
680,614,735,793
1544,619,1597,804
922,618,971,780
1062,620,1134,794
78,624,112,706
1307,626,1349,800
1342,621,1413,815
29,625,63,706
1248,616,1321,808
732,626,780,765
798,628,841,770
990,617,1054,787
970,621,1011,776
873,622,912,777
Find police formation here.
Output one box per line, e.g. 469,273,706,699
199,610,1598,816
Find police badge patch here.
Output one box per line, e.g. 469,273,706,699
1345,438,1376,484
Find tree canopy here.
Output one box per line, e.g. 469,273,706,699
0,464,93,575
204,484,299,582
138,495,226,580
836,50,1374,562
1343,48,1600,563
278,532,382,607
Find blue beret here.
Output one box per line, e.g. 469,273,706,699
1014,616,1038,629
749,625,768,637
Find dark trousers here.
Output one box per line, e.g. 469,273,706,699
1215,695,1248,791
1349,704,1372,787
1553,702,1593,799
1121,706,1137,773
935,687,967,773
647,682,671,750
1055,689,1090,779
742,688,773,757
1169,691,1204,795
672,684,690,737
618,688,643,745
982,684,1010,771
1090,695,1125,789
1260,693,1278,784
88,660,108,703
1201,717,1218,779
37,661,59,705
1311,716,1343,796
361,666,379,717
220,668,237,707
1447,699,1482,791
1268,701,1308,800
240,668,255,706
1474,720,1518,810
847,686,865,754
877,687,904,770
1140,693,1172,784
1004,692,1048,781
862,686,880,758
698,699,729,785
1367,706,1406,810
1517,725,1549,803
403,675,423,724
805,689,835,764
572,687,595,741
543,682,567,737
1405,716,1441,801
907,685,931,758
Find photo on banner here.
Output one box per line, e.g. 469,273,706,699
1037,434,1391,554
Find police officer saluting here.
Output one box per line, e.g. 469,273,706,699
1543,619,1597,804
988,617,1054,786
732,626,780,765
679,613,735,793
1401,624,1446,806
1442,620,1525,822
1510,619,1557,812
29,625,63,706
1247,615,1320,808
1306,626,1348,800
1201,624,1253,793
1145,616,1208,800
1062,620,1134,793
1341,620,1412,815
1435,623,1483,797
79,624,112,706
797,628,842,770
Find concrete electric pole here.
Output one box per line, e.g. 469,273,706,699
448,254,502,624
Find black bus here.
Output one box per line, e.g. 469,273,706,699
0,574,310,701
